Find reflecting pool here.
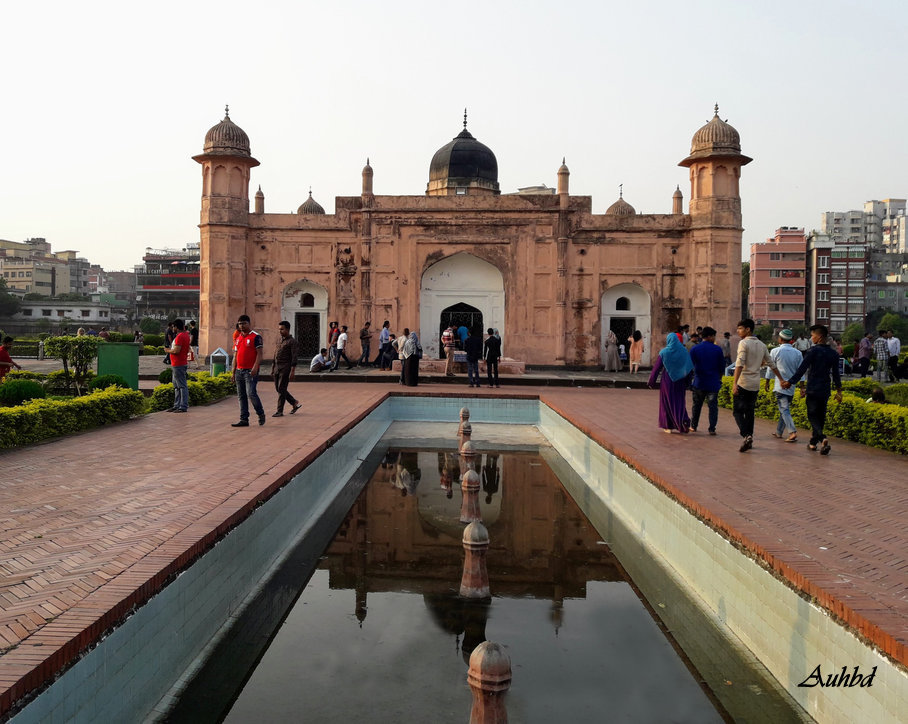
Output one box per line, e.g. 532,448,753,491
208,450,724,723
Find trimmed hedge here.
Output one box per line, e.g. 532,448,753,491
0,379,46,405
0,387,146,449
89,374,129,391
148,372,235,412
717,377,908,454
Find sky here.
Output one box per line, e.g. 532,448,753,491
2,0,906,271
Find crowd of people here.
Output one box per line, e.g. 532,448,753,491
645,319,882,456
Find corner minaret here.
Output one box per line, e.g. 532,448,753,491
192,106,259,358
254,185,264,214
677,105,752,333
678,104,751,227
362,158,374,204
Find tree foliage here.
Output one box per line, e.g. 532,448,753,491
841,322,865,345
878,312,908,339
140,317,162,334
43,336,101,395
0,278,21,318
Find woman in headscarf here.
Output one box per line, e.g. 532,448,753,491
604,329,621,372
402,331,421,386
647,333,693,433
627,330,644,374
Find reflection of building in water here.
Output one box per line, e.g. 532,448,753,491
321,451,623,639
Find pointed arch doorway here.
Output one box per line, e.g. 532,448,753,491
439,303,484,357
419,253,504,358
282,280,328,359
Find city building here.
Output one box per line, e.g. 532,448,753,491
748,227,806,329
12,297,114,329
193,106,752,364
135,245,200,324
805,231,867,335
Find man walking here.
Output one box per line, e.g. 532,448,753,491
358,322,372,367
786,325,843,455
688,326,725,435
331,325,355,370
167,319,191,413
188,320,201,368
732,319,786,452
764,328,802,443
442,325,456,377
231,314,266,427
271,320,301,417
872,330,889,384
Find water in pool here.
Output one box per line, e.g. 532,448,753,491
215,449,723,723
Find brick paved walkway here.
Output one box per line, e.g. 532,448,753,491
0,383,906,715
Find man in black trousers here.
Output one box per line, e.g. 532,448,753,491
271,320,302,417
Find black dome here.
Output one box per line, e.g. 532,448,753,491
428,117,500,196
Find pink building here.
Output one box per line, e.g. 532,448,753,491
749,227,807,328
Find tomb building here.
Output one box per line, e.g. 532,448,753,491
193,105,750,366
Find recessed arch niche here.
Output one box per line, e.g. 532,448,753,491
600,283,652,365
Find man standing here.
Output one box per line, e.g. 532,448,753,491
231,314,265,427
456,323,468,350
483,327,502,388
373,320,391,369
688,326,725,435
0,336,22,381
358,322,372,367
188,321,201,368
786,325,843,455
872,330,889,384
392,327,410,384
888,330,902,381
331,325,355,370
764,329,802,443
720,331,732,367
732,319,786,452
271,320,301,417
167,319,191,413
442,325,456,377
793,334,811,356
856,332,872,377
327,321,340,366
464,328,483,388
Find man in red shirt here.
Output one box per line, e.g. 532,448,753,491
0,336,22,381
231,314,266,427
167,319,192,412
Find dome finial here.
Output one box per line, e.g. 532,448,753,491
619,183,623,199
366,157,370,166
713,103,719,117
225,104,230,119
562,157,565,165
308,186,313,197
463,107,468,130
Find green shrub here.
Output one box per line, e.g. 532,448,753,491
0,387,146,448
43,335,101,394
45,369,95,393
159,367,173,384
875,384,908,408
718,377,908,454
89,374,129,391
148,372,233,412
0,379,47,405
3,370,46,381
11,340,39,357
144,334,164,347
842,378,879,397
842,344,855,359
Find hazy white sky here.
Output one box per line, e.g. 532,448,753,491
2,0,905,270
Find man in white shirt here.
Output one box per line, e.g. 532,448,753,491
732,319,787,452
887,330,901,382
331,325,355,370
764,329,802,443
310,348,331,372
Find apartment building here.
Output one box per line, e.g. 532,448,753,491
749,227,807,328
806,231,868,335
135,245,200,322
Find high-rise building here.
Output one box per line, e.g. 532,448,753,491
806,231,867,335
748,227,807,328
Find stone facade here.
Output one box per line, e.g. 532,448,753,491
194,107,750,366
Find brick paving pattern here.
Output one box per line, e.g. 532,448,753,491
0,381,906,715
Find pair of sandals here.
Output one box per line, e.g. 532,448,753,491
807,438,831,455
771,432,798,443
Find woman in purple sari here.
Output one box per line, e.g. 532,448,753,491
648,333,693,433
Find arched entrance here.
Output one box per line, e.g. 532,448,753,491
601,284,652,365
420,253,504,358
439,303,483,356
282,280,328,359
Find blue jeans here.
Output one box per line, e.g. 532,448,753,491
690,388,718,432
467,360,480,386
235,368,264,422
172,365,188,411
775,392,796,436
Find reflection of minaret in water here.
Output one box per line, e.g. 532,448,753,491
353,493,369,627
459,521,491,663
